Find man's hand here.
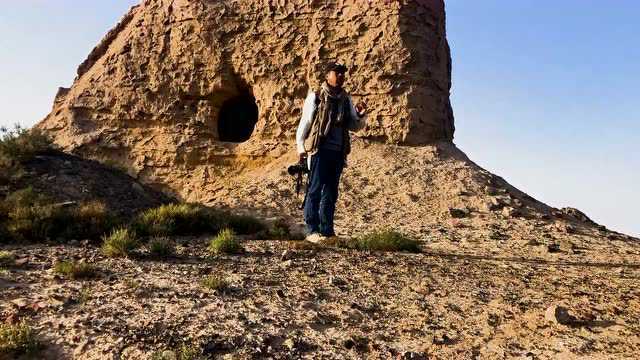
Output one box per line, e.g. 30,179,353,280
355,101,368,116
299,152,307,164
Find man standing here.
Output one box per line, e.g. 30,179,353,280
296,62,367,242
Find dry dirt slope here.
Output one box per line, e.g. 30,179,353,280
2,140,637,359
202,139,637,259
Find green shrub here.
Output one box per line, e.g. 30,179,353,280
133,203,227,237
134,204,265,237
102,228,139,258
200,275,229,292
354,230,421,253
0,125,53,167
0,188,119,243
148,237,175,258
325,230,421,253
0,322,40,357
70,201,120,239
77,287,92,305
54,260,97,280
0,251,15,268
208,229,243,255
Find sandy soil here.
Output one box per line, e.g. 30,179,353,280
2,234,639,359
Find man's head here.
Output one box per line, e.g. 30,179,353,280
324,62,348,89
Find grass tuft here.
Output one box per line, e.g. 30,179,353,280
0,322,40,357
53,260,97,280
148,237,175,258
200,275,229,292
0,251,15,268
152,343,203,360
77,287,92,305
101,228,139,258
208,229,243,255
354,230,421,253
133,203,226,237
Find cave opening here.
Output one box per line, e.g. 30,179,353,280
217,92,259,143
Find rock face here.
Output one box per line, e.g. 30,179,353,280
38,0,454,199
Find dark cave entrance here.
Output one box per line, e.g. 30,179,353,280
217,92,259,142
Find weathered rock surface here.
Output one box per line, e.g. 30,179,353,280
38,0,454,200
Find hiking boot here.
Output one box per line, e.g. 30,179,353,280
305,233,325,244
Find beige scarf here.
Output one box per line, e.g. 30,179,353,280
316,82,347,138
303,82,351,156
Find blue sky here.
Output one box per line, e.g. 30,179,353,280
0,1,638,236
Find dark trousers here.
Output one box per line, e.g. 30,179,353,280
304,148,345,236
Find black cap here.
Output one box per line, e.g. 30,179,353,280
324,61,348,74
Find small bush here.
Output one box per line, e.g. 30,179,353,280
208,229,243,255
133,203,226,237
77,287,92,305
71,201,120,239
102,228,139,258
0,251,15,268
353,230,421,253
133,203,266,238
0,322,40,357
1,189,119,243
148,237,175,258
201,275,229,292
0,125,53,167
54,260,97,280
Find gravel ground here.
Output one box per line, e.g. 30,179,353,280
2,235,639,359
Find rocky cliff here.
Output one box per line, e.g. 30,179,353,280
38,0,455,199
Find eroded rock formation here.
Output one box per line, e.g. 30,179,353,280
38,0,454,198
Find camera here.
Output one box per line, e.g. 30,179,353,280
287,162,309,176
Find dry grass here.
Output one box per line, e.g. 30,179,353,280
0,322,40,358
54,260,98,280
0,251,15,268
201,275,229,293
147,237,176,258
208,229,243,255
0,188,119,243
134,203,265,237
101,228,139,258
